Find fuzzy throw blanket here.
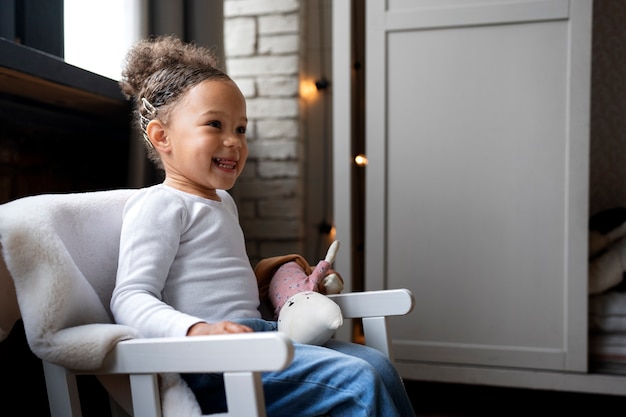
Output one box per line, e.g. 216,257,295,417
0,189,203,416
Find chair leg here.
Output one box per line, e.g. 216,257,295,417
129,374,162,417
224,372,266,417
362,316,394,361
42,361,83,417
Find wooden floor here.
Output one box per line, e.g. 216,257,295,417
405,380,626,416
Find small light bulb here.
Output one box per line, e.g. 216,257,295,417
300,79,318,100
354,154,368,166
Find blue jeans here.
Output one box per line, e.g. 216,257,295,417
181,318,416,416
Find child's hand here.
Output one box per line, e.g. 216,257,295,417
187,321,253,336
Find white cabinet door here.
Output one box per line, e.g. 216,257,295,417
364,0,592,372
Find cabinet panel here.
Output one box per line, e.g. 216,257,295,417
364,0,591,372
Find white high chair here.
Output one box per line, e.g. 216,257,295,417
0,189,414,417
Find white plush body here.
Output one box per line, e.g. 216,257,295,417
277,291,343,345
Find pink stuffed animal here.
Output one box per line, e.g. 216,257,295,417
254,241,344,319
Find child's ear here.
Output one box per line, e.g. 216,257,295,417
146,120,170,152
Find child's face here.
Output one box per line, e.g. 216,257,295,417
158,79,248,200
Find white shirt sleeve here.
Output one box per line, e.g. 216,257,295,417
111,187,204,337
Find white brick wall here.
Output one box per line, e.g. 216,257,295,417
224,0,299,17
259,34,299,54
227,55,299,76
224,18,256,56
224,0,303,263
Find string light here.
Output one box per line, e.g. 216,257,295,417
300,79,319,100
354,154,368,166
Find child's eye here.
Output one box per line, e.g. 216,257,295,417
207,121,221,128
237,126,247,134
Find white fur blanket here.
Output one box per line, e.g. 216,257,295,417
0,190,202,416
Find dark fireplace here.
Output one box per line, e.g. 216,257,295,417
0,38,132,203
0,38,132,416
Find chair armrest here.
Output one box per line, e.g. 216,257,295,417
328,289,414,360
327,288,414,319
98,331,294,374
45,332,293,417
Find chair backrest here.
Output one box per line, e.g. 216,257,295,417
0,189,139,369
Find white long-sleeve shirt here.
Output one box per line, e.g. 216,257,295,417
110,184,261,338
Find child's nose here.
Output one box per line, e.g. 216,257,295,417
224,133,243,148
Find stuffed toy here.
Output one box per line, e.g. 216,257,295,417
589,207,626,294
254,240,344,345
277,291,343,345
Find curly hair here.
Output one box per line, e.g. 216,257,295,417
119,35,231,168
